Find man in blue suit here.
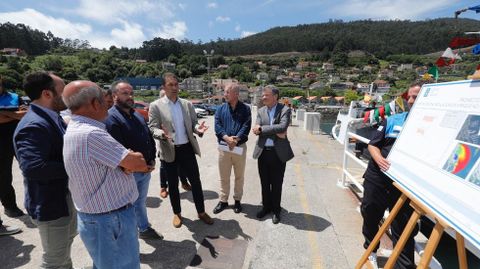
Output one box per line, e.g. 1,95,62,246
14,72,77,269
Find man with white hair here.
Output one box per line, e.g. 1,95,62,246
213,83,251,214
62,80,148,269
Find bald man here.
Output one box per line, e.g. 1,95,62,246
14,71,76,269
62,80,148,269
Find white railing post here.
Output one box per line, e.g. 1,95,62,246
338,122,350,188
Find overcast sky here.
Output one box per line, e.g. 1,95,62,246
0,0,478,48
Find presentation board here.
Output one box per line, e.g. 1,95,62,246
386,80,480,251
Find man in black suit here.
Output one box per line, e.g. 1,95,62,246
252,85,293,224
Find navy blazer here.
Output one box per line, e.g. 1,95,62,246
13,104,69,221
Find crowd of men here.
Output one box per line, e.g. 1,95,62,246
0,68,426,269
0,72,294,269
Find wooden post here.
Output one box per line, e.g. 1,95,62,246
457,233,468,269
417,222,444,269
384,205,423,269
355,194,408,269
356,182,471,269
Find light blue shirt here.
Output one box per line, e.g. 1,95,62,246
168,98,189,145
265,105,276,147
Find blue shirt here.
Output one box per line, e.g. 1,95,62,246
215,101,251,145
265,105,277,147
105,105,156,163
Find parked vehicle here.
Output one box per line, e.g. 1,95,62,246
193,105,208,118
196,104,217,115
133,101,149,121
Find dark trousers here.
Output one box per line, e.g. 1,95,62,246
161,143,205,215
160,164,189,188
361,179,418,269
258,148,286,214
0,121,19,210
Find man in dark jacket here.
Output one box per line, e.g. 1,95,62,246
105,81,162,240
14,72,77,269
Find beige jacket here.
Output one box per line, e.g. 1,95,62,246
148,96,202,162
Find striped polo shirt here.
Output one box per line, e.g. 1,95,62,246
63,115,138,214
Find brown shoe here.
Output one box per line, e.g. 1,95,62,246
198,212,214,225
173,214,182,228
160,188,168,198
181,183,192,191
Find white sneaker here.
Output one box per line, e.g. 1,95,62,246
0,224,21,236
368,253,379,269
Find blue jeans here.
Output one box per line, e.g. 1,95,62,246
77,206,140,269
133,172,151,232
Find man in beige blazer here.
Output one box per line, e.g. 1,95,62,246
149,73,213,228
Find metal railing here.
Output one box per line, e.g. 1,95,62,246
335,119,370,192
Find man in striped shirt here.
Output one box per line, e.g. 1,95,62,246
62,81,148,269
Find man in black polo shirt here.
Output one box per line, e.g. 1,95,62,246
0,77,26,218
361,81,422,269
105,81,162,240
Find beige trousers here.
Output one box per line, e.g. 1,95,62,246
218,143,247,203
32,193,77,269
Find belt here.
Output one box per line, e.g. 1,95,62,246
103,203,132,215
263,146,275,151
174,143,189,148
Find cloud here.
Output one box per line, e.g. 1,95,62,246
153,21,188,40
0,8,91,38
207,2,218,8
0,8,150,48
109,21,146,47
241,31,256,38
260,0,276,7
235,25,241,32
76,0,174,24
178,3,187,10
216,16,231,22
331,0,451,20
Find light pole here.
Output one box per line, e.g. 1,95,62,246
203,49,214,100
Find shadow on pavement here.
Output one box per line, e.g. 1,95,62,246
180,190,219,203
145,196,162,208
140,238,197,269
242,203,331,232
0,235,35,269
182,217,252,266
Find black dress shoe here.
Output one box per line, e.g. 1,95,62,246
272,213,281,224
4,207,25,218
233,200,242,213
256,208,271,219
213,202,228,214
